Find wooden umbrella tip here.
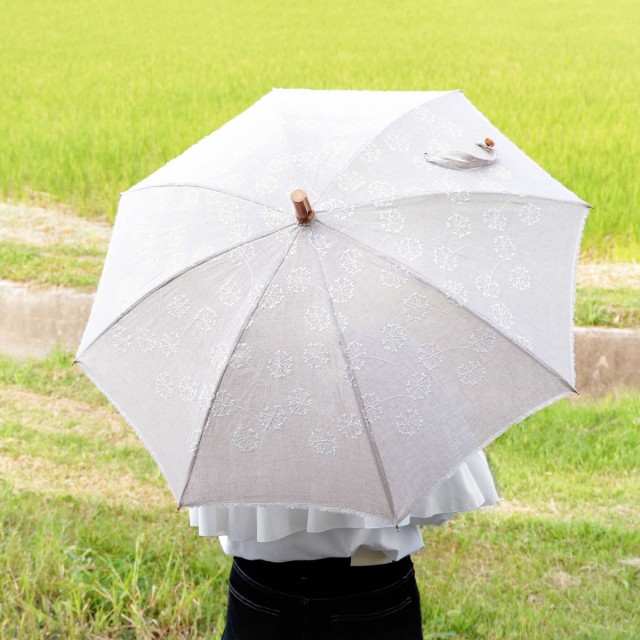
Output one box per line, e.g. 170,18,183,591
291,189,314,224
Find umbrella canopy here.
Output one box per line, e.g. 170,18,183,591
75,89,589,525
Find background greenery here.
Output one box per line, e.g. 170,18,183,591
0,350,639,638
1,0,638,259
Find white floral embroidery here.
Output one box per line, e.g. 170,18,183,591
153,373,173,399
519,202,542,225
188,426,202,452
346,342,367,370
220,200,241,224
262,207,289,227
209,343,229,366
384,133,410,152
367,181,396,204
399,237,423,261
418,342,443,370
309,429,337,455
229,343,251,369
112,328,131,353
179,376,198,402
197,384,214,410
443,281,468,306
260,405,287,431
434,246,458,271
337,171,365,192
453,189,473,206
447,213,471,237
288,387,312,415
469,329,497,353
476,274,499,298
159,331,180,355
406,372,432,399
261,284,284,309
362,393,382,423
489,165,512,180
337,413,363,438
229,222,251,243
335,311,348,332
397,409,423,435
232,425,263,452
509,266,532,290
359,142,381,163
492,303,514,329
380,262,409,288
136,328,157,352
308,233,330,257
167,294,191,318
229,245,255,267
440,120,462,138
415,107,435,124
494,236,516,261
304,343,329,368
457,360,486,385
382,324,406,352
287,267,312,293
380,209,404,233
483,208,507,231
211,390,234,416
515,335,533,350
267,350,293,377
340,248,364,274
219,281,241,306
194,307,217,333
304,306,330,331
330,277,354,303
403,292,430,320
292,151,317,171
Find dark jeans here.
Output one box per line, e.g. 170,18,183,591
221,555,423,640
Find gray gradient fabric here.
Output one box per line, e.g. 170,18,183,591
76,89,589,525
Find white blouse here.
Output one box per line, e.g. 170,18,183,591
189,449,499,563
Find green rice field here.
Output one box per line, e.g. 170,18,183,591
0,349,639,638
1,0,639,260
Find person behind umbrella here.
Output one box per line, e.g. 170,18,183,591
189,448,498,639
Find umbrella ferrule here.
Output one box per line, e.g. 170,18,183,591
291,189,315,224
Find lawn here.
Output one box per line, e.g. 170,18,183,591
0,349,639,638
1,0,639,260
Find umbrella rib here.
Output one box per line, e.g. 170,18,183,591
313,91,460,205
309,225,399,525
177,226,302,508
316,191,592,217
127,183,289,215
315,218,578,394
75,222,297,360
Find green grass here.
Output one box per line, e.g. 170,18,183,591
0,242,105,290
1,0,639,259
0,350,639,637
575,287,640,329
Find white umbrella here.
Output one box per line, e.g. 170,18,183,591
75,89,590,525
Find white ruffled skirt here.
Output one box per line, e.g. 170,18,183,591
189,449,499,548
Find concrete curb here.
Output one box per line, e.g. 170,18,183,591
0,280,638,397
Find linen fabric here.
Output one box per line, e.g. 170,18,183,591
189,448,499,562
76,89,589,525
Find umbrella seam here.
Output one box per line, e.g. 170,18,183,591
75,222,298,360
314,91,461,204
315,218,578,394
315,192,592,217
177,226,302,508
309,225,399,525
126,183,289,214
